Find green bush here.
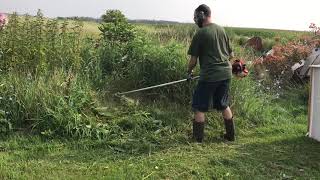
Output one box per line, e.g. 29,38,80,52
99,10,136,44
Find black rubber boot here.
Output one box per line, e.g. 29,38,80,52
223,118,235,141
193,121,204,143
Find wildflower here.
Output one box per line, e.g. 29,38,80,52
316,27,320,35
0,13,8,29
309,23,316,29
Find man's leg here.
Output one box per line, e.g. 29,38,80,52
222,106,235,141
222,106,232,120
193,111,205,143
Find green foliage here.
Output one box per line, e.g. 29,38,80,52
0,14,104,137
79,37,103,87
262,38,276,51
238,36,250,46
0,11,99,76
230,77,293,127
0,110,12,134
101,10,127,24
0,72,105,138
148,24,197,44
225,27,305,40
99,10,136,44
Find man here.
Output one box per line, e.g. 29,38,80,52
187,4,235,142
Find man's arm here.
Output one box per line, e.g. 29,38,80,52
188,56,198,74
226,34,234,60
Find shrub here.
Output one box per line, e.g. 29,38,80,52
253,36,320,89
99,10,136,44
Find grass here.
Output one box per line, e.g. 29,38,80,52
0,123,318,179
1,91,319,179
70,21,307,45
77,20,100,37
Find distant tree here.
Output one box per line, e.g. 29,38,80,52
99,10,135,44
101,10,126,25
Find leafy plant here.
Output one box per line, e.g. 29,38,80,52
99,10,136,44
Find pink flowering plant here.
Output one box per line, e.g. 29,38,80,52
0,13,8,29
309,22,320,35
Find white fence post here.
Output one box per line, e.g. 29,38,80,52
309,65,320,141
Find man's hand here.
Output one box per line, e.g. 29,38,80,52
187,70,194,82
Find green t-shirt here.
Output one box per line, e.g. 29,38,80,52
188,23,233,82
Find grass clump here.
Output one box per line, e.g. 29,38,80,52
0,72,102,138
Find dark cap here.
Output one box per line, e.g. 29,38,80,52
195,4,211,17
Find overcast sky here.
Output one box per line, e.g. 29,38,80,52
1,0,319,31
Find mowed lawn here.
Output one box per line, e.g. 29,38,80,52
1,101,319,179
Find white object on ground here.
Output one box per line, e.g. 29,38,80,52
266,49,274,56
291,60,305,71
299,48,320,78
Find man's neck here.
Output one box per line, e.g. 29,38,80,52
202,18,212,27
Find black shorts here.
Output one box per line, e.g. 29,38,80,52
192,79,230,112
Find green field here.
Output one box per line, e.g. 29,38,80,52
0,12,319,179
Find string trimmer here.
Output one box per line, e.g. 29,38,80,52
115,76,200,96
